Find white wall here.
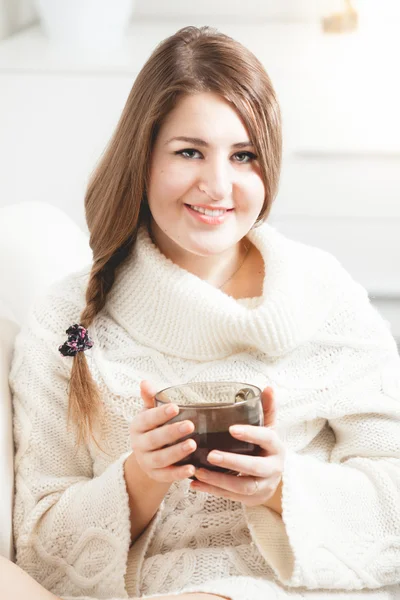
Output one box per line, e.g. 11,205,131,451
0,0,346,41
136,0,400,21
134,0,327,21
3,0,400,41
3,0,400,42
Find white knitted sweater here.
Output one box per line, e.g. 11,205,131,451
10,222,400,600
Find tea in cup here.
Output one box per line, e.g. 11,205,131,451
155,381,263,476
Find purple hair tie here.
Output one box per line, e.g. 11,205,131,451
59,324,93,357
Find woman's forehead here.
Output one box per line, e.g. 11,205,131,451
159,93,251,143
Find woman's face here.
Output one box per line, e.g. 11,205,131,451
147,92,265,258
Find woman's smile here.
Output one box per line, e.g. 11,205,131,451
184,203,234,226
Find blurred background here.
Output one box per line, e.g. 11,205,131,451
0,0,399,344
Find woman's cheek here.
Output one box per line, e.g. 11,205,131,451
167,166,197,197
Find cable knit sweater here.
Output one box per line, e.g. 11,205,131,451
9,222,400,600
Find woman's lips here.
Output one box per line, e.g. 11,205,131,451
184,204,233,226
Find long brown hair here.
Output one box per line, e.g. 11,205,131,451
68,25,282,448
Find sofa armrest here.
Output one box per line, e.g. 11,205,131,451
0,315,20,560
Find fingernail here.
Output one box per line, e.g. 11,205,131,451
179,421,192,433
230,426,244,436
165,404,177,416
208,451,223,463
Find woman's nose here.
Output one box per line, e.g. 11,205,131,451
198,160,232,201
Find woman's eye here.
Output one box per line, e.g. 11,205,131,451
175,148,202,159
233,151,257,164
174,149,257,163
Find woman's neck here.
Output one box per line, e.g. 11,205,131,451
222,243,264,299
148,221,252,291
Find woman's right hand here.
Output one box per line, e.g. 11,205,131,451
128,380,197,483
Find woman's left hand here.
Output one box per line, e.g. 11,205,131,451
190,387,285,509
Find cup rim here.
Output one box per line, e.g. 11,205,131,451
154,381,262,410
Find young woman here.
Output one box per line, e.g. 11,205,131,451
4,25,400,600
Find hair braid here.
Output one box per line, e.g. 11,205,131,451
67,237,135,448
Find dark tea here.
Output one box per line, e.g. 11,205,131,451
155,382,264,476
175,429,263,475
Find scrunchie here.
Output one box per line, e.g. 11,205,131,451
58,324,93,357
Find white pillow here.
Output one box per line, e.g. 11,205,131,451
0,201,91,328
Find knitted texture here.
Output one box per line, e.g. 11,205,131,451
10,222,400,600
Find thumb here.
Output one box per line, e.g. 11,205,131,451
261,386,276,428
140,380,159,410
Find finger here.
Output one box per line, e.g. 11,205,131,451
132,402,179,435
149,437,197,470
261,386,276,428
195,469,262,497
140,380,159,410
207,448,283,479
139,419,195,452
190,480,260,505
152,463,196,483
228,424,284,454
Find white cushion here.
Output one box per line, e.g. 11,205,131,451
0,202,91,559
0,201,92,328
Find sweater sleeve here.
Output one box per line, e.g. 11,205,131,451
245,268,400,591
10,277,132,599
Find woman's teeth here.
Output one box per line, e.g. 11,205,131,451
188,205,226,217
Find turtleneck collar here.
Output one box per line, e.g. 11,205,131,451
105,222,340,360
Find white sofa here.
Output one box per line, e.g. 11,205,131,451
0,202,91,560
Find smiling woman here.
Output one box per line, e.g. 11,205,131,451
8,23,400,600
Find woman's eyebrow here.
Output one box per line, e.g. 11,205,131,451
165,136,254,149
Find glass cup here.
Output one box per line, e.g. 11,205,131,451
155,381,264,477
